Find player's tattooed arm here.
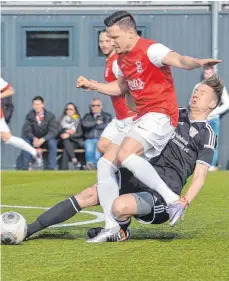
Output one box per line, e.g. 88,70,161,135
184,163,209,204
76,76,123,96
162,52,222,70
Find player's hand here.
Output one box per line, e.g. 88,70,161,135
76,76,91,90
199,59,222,68
60,133,70,139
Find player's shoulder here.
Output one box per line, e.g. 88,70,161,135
199,122,216,148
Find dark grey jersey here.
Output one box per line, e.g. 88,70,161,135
149,108,216,194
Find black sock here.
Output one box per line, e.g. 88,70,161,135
116,217,131,230
27,196,81,238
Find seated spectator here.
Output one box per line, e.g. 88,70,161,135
58,102,84,170
193,66,229,171
22,96,58,170
82,98,112,170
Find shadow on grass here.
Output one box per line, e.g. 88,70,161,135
28,227,92,241
131,228,198,241
28,227,198,243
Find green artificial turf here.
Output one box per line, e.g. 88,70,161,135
1,171,229,281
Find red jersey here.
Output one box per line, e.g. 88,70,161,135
117,37,179,127
105,52,135,120
0,78,11,118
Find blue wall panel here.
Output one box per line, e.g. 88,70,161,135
1,10,229,169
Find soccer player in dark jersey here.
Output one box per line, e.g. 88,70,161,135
26,75,223,242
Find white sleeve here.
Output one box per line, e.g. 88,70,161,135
117,64,124,77
147,43,172,68
0,77,9,91
112,60,119,79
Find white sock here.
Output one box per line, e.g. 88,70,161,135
6,136,37,157
122,154,179,205
97,157,120,229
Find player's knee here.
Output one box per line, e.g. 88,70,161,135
112,197,128,219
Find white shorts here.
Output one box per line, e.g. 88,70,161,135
113,112,175,159
0,117,10,133
101,117,133,142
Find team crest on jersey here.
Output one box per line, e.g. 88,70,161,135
189,126,198,138
105,68,109,77
135,61,143,73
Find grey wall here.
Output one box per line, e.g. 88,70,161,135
1,10,229,169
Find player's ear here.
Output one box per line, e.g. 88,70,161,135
209,100,217,110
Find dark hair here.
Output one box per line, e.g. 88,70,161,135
201,74,224,106
61,102,81,120
104,11,136,30
32,96,44,103
99,29,107,35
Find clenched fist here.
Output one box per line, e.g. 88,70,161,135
76,76,91,90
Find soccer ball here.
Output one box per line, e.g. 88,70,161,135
0,212,27,245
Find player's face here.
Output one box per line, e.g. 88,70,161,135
33,100,44,113
190,84,217,112
203,68,215,80
91,100,102,114
106,25,131,54
99,32,114,56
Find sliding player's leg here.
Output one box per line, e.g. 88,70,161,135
26,184,99,239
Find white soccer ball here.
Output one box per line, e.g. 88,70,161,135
0,212,27,245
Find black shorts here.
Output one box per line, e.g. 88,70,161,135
119,168,169,225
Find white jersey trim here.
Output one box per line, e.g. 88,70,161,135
112,60,119,79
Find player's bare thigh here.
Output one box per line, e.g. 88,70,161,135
74,184,99,209
97,137,111,154
0,131,12,142
117,136,144,164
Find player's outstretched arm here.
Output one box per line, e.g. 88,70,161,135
76,76,123,96
0,86,15,99
184,163,209,204
162,52,222,70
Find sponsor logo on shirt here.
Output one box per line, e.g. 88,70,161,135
189,126,198,138
126,78,145,91
135,61,143,73
171,132,189,153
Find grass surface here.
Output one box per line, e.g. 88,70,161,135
1,171,229,281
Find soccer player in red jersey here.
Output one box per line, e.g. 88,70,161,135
76,11,221,242
97,30,135,155
0,77,42,167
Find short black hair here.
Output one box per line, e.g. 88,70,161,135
104,11,136,30
32,96,44,103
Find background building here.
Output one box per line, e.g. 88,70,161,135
1,1,229,169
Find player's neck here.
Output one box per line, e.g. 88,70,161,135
106,51,116,59
127,36,140,53
189,110,208,121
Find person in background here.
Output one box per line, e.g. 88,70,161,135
1,91,14,125
58,102,84,170
22,96,58,170
81,98,112,170
0,77,42,166
193,66,229,171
